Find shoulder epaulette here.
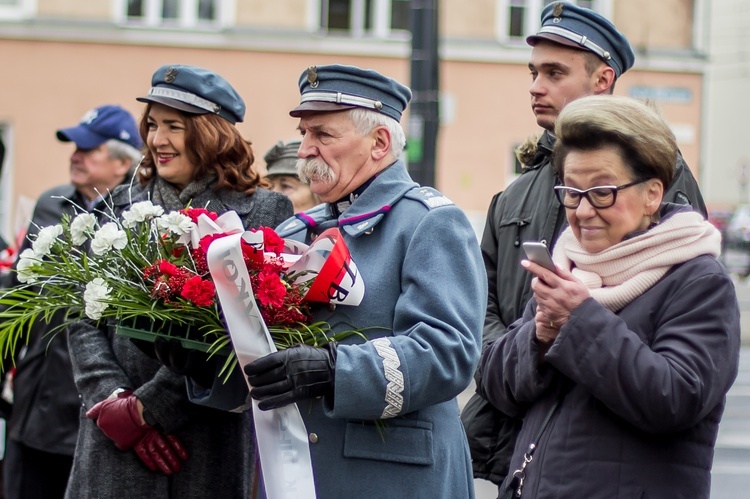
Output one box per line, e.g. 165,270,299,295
276,203,331,240
403,186,454,210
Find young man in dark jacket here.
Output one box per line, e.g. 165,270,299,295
460,1,707,486
3,105,142,499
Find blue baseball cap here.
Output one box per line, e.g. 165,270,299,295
527,2,635,78
137,64,246,124
289,64,412,122
264,139,302,177
56,105,142,150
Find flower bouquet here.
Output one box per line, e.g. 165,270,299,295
0,199,363,378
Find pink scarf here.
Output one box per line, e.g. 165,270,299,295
552,210,721,311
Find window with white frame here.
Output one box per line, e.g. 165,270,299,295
498,0,610,43
117,0,234,29
0,0,35,20
319,0,410,37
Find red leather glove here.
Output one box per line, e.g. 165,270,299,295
86,390,149,450
134,431,189,475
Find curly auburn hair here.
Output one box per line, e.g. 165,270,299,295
137,104,267,193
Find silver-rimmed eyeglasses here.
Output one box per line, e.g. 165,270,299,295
554,178,649,209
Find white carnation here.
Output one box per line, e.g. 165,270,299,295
16,248,40,284
83,277,112,320
122,201,164,228
31,224,63,257
70,213,98,246
156,212,195,236
91,222,128,255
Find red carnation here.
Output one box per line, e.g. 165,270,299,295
180,276,216,307
241,240,265,268
199,233,229,254
158,260,180,277
256,271,287,308
252,227,284,255
181,208,219,223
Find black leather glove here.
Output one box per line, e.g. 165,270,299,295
154,338,218,388
244,343,337,411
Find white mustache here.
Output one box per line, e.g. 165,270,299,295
296,157,336,185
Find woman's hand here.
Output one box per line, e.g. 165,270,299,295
522,259,590,345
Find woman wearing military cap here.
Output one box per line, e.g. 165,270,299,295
65,64,292,498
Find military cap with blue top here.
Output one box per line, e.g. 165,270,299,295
289,64,412,122
137,64,246,124
527,1,635,78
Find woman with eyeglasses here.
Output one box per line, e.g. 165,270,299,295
478,95,740,499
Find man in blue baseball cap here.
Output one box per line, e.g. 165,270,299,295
217,64,486,497
55,104,143,207
462,1,708,491
3,104,142,499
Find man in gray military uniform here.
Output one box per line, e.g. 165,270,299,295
243,64,488,498
461,1,708,486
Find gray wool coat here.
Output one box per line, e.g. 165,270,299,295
65,179,292,499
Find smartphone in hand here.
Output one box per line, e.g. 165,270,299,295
522,242,557,273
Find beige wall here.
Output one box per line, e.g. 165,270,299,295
0,40,414,236
37,0,111,20
0,37,702,238
615,0,694,50
237,0,308,28
442,0,496,39
0,0,706,237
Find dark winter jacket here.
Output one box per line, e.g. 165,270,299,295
461,130,709,483
65,180,292,498
478,250,740,498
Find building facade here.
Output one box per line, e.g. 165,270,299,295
703,0,750,208
0,0,706,240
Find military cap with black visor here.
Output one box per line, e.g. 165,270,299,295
137,64,246,124
289,64,412,122
527,1,635,78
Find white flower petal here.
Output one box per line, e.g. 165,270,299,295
91,222,128,256
122,201,164,228
156,212,196,236
31,224,63,257
16,248,41,284
70,213,97,246
83,277,112,320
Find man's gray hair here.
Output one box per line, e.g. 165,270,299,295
348,108,406,160
105,139,143,169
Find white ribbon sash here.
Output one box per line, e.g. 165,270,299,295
197,213,365,499
207,232,317,499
